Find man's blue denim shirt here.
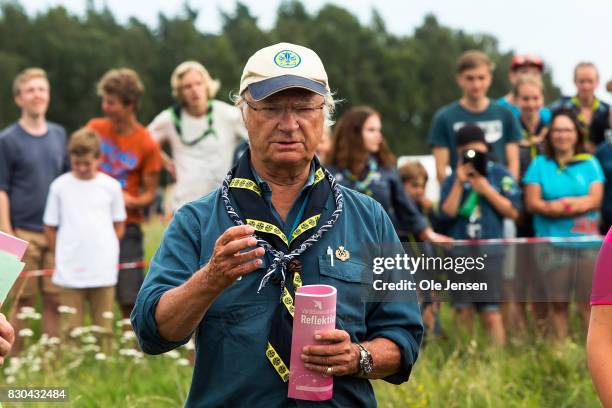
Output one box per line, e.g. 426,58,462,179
131,183,423,407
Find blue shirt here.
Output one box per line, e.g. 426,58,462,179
131,181,423,407
0,122,69,231
327,163,428,238
427,101,522,169
439,162,522,240
523,154,605,238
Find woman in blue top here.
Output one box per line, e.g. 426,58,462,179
524,109,605,339
327,106,446,243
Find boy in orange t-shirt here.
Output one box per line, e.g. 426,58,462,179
87,68,161,319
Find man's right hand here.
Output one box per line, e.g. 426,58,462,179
0,312,14,364
455,163,472,184
199,225,265,294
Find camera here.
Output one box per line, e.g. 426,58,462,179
462,149,488,177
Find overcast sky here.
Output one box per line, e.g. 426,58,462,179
18,0,612,103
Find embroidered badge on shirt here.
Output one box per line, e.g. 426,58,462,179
335,246,350,261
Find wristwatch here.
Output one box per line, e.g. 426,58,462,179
356,343,373,377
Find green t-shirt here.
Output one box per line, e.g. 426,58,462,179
427,100,522,169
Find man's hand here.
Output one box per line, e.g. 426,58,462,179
123,192,139,209
199,225,265,295
165,160,177,182
467,170,491,195
455,163,470,184
0,312,15,364
301,329,360,377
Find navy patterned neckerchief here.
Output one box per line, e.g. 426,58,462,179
220,149,343,292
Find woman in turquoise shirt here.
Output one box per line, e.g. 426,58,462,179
524,109,604,339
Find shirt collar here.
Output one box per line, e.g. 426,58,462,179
250,161,316,197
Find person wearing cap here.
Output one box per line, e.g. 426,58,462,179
497,54,552,125
131,42,423,407
550,62,610,150
148,61,248,213
439,124,521,345
428,50,522,184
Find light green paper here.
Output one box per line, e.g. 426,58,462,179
0,251,25,304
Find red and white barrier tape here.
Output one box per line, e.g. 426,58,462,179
451,235,604,245
19,261,148,279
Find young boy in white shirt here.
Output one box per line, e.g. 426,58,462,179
43,127,126,346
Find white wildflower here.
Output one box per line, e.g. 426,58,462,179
81,335,98,344
47,337,61,346
102,311,114,320
18,328,34,337
82,344,101,353
121,331,136,341
119,348,143,358
95,352,107,361
116,319,132,328
20,306,36,314
185,340,195,351
164,350,180,359
70,327,86,338
177,358,190,366
6,376,15,384
88,325,105,334
57,305,77,314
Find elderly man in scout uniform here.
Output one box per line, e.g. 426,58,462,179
132,42,423,407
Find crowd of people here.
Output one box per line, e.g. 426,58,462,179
0,41,611,404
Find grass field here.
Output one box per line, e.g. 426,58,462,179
2,219,600,407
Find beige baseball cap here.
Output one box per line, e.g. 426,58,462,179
239,42,330,101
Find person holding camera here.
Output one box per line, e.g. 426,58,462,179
439,124,521,345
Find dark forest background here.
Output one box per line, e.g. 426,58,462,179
0,0,561,154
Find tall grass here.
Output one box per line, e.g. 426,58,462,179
2,219,599,407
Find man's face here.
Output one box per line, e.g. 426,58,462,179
243,88,325,168
457,65,492,102
179,69,208,110
516,83,544,118
362,114,383,153
15,77,50,118
404,177,426,204
101,93,134,124
71,153,100,180
575,66,599,101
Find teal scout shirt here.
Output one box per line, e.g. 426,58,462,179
427,101,522,169
131,178,423,407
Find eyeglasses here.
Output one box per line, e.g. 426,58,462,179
244,99,325,120
551,127,576,134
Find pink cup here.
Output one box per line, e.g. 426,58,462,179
288,284,337,401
